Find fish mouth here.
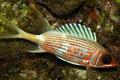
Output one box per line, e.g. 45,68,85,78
103,64,117,68
91,63,117,68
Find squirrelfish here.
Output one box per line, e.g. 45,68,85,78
0,13,117,68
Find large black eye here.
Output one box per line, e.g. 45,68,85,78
102,55,112,64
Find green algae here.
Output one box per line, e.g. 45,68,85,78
116,0,120,3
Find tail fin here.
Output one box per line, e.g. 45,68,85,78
0,14,25,39
29,1,52,33
0,14,45,45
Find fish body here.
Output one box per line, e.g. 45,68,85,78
41,32,96,67
37,24,116,68
0,14,117,68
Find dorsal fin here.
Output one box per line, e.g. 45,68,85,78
53,23,97,42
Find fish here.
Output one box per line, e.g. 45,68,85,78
0,13,117,68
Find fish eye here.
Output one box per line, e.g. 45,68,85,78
102,55,112,64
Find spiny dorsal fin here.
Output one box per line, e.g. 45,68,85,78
53,23,97,42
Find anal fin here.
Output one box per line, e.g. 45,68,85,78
27,46,45,53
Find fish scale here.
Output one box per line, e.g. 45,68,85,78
43,33,97,51
42,33,96,66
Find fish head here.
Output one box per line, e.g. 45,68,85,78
90,49,117,68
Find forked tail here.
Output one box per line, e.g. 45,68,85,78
0,14,42,44
0,14,25,39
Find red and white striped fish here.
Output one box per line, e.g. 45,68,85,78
0,14,117,68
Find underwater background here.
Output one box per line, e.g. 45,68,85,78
0,0,120,80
